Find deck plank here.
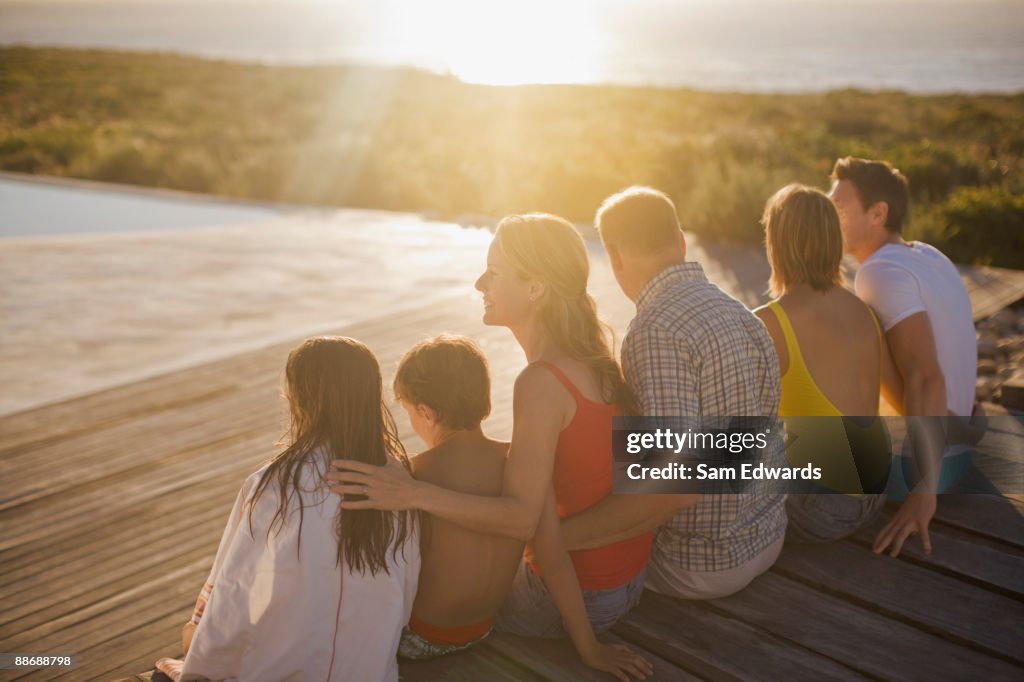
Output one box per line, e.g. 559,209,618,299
848,510,1024,598
772,541,1024,663
956,264,1024,320
46,611,195,682
11,570,196,668
931,494,1024,548
612,591,866,681
483,631,703,682
707,571,1023,681
1,440,266,553
2,549,209,645
0,494,230,591
399,645,543,681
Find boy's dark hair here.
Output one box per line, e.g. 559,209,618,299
831,157,910,233
394,335,491,430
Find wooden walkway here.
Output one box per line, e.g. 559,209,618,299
1,245,1023,681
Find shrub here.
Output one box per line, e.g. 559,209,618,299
682,162,791,244
76,137,165,186
889,141,983,203
909,186,1024,269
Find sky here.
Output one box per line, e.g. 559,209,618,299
2,0,1021,91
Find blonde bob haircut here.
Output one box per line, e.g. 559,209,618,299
763,184,844,298
495,213,638,416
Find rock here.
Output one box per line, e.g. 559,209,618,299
976,306,1024,408
1001,378,1024,411
977,333,1000,358
991,309,1017,334
998,335,1024,354
977,358,999,375
976,376,1000,403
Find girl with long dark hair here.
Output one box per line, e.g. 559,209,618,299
175,336,418,681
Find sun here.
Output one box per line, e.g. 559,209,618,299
388,0,603,86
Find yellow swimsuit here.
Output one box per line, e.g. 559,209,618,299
765,301,889,494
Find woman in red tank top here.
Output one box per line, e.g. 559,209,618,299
536,361,653,591
332,214,653,680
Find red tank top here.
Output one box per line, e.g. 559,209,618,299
529,362,653,590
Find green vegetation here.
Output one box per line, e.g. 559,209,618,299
2,47,1022,267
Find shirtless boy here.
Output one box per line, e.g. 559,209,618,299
392,335,523,659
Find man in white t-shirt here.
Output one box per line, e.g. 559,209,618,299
829,157,977,558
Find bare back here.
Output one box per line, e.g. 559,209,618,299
758,286,881,416
409,435,524,627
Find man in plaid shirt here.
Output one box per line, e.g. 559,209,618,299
561,186,787,599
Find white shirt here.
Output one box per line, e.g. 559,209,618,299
181,456,419,682
855,241,977,417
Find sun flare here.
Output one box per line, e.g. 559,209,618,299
389,0,602,85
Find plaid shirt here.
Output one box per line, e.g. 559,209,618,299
623,262,787,571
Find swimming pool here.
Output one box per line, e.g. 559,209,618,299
0,175,285,238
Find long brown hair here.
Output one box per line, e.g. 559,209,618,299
249,336,415,575
496,214,639,415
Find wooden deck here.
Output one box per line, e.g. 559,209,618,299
1,244,1023,681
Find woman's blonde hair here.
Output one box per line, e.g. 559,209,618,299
763,184,844,298
495,214,639,415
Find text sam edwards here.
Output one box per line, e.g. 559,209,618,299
626,462,822,481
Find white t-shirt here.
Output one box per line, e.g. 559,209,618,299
855,242,976,417
181,456,420,682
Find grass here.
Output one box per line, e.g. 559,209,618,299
2,47,1022,267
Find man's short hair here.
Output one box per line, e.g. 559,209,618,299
831,157,910,233
394,334,491,431
595,186,682,254
763,184,844,297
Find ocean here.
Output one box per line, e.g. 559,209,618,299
1,0,1022,93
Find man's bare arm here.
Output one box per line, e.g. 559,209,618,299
888,312,947,418
887,311,948,491
874,311,946,557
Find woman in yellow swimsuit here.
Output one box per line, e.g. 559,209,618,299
754,185,894,543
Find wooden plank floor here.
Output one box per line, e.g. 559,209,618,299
2,246,1023,681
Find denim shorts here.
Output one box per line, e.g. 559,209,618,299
495,560,647,638
785,493,887,544
397,625,492,661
